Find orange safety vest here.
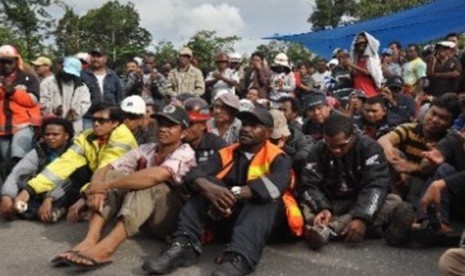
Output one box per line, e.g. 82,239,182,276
216,141,304,236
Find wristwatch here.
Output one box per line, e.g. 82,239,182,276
231,186,242,198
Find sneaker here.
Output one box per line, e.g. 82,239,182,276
142,236,198,275
211,252,252,276
303,225,331,251
385,202,415,247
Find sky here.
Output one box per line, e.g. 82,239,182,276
56,0,315,55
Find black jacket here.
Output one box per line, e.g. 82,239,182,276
298,134,389,223
284,127,313,173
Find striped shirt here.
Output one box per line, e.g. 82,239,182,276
391,123,428,164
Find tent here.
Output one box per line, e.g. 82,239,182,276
267,0,465,58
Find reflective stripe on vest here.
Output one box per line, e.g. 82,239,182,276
216,141,303,236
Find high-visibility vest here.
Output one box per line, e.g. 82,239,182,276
216,141,304,236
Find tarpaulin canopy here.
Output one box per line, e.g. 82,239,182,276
267,0,465,58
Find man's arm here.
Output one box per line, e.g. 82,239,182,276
2,149,39,198
193,69,205,96
103,166,172,190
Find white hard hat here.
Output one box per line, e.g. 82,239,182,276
121,95,146,115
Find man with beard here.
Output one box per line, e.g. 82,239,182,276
0,45,41,173
40,57,91,134
81,48,123,130
142,107,302,276
52,105,196,271
183,97,226,163
378,94,461,200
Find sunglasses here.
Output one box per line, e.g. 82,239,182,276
324,136,354,150
0,59,15,65
91,117,112,124
216,60,228,63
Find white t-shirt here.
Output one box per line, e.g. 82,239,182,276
311,71,331,90
205,68,239,99
96,74,105,96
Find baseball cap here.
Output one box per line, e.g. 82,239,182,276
179,47,193,57
349,89,368,100
269,109,291,139
239,99,255,112
32,56,52,66
386,76,404,89
436,41,456,49
381,48,393,56
215,91,240,110
184,97,210,122
63,57,82,77
121,95,146,115
152,105,190,128
89,48,106,56
304,92,328,109
0,45,19,60
229,53,242,63
237,107,274,128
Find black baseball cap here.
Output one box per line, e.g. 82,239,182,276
89,48,106,56
152,105,190,128
386,76,404,89
304,92,328,109
237,107,274,128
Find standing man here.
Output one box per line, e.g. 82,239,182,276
0,45,41,173
81,48,123,130
402,44,427,97
142,107,302,276
205,52,239,100
427,41,462,97
32,56,53,82
165,47,205,98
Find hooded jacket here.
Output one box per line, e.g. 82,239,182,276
350,32,384,89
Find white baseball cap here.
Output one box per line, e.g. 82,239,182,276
121,95,146,115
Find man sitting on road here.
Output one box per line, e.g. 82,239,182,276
1,118,74,221
299,114,414,250
53,105,196,270
142,107,303,276
13,103,137,223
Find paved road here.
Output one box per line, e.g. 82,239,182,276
0,220,448,276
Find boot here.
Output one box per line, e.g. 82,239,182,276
211,252,252,276
385,202,415,247
142,236,198,275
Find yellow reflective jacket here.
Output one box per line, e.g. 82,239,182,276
27,124,137,194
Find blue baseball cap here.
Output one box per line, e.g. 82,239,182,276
63,57,82,77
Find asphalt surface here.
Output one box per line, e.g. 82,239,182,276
0,219,450,276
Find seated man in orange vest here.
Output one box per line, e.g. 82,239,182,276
142,107,302,276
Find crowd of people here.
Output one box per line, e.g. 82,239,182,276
0,30,465,275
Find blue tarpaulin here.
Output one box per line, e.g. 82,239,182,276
267,0,465,58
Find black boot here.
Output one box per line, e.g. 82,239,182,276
211,252,252,276
142,236,199,275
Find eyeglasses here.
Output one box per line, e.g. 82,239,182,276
179,54,191,58
216,60,228,63
91,117,112,125
389,87,402,93
324,136,353,150
0,59,14,65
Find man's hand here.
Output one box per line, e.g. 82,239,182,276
420,179,446,215
14,190,30,207
86,181,110,196
197,179,236,214
313,209,332,226
342,219,366,243
238,186,254,200
54,105,63,117
65,108,78,121
391,157,418,173
0,195,15,219
38,197,53,222
67,198,87,223
87,193,106,213
422,149,445,165
380,88,395,105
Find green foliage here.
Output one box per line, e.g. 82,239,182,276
0,0,56,60
309,0,431,30
309,0,356,31
255,41,313,66
154,40,178,66
185,30,241,73
55,1,152,61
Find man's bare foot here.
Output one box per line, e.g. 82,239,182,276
68,243,114,265
56,238,100,261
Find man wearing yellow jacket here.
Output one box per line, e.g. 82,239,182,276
14,103,137,222
143,107,302,276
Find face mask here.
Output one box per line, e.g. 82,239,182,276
58,71,73,82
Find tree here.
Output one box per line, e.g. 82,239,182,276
309,0,356,31
54,1,152,62
255,41,313,66
0,0,57,60
308,0,431,30
185,30,241,73
154,40,177,66
54,5,82,55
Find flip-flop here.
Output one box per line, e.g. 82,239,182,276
70,253,113,272
50,250,79,267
